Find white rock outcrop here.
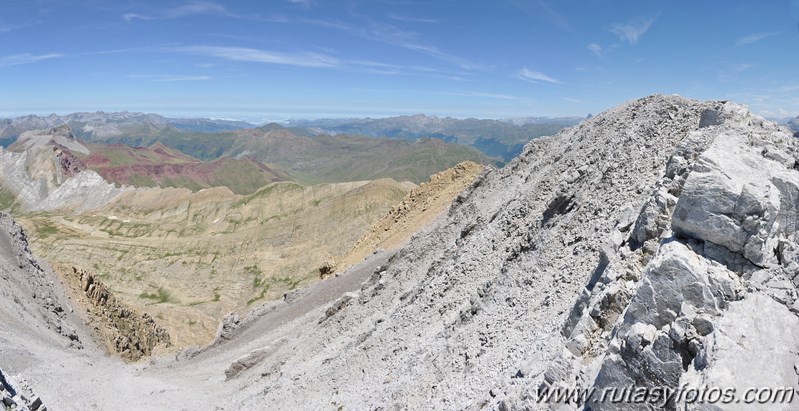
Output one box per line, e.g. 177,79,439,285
0,128,128,212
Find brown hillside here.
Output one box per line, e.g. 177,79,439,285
18,178,414,346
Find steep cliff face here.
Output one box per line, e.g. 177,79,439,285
225,95,799,409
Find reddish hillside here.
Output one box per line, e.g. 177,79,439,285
81,143,292,195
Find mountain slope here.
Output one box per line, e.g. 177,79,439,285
81,142,292,195
3,126,294,197
214,95,799,409
5,95,798,409
0,213,218,410
18,177,415,346
121,125,494,184
333,161,484,273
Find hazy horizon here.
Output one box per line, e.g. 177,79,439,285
0,107,591,125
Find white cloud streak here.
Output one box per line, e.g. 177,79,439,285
176,46,340,68
0,53,62,67
389,14,439,24
295,17,480,71
735,32,778,46
587,43,602,57
517,67,560,84
123,1,232,22
510,0,571,32
359,19,481,70
448,91,518,100
128,74,212,82
607,17,655,45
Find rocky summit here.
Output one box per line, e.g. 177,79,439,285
2,94,799,410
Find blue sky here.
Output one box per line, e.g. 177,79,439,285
1,0,798,121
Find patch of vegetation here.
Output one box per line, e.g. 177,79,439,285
277,276,303,290
209,159,289,195
127,173,158,188
244,264,263,288
35,221,59,238
246,287,268,306
139,287,175,304
0,187,16,211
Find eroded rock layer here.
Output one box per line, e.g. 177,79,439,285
63,267,170,361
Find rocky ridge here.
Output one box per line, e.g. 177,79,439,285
61,266,171,361
332,160,485,274
224,95,799,410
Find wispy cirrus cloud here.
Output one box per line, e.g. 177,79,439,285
123,1,232,22
717,63,753,82
175,46,340,68
292,17,481,71
510,0,571,32
587,43,603,57
174,45,466,79
735,32,778,46
448,91,518,100
0,53,62,68
128,74,212,82
359,19,481,70
607,16,656,45
516,67,560,84
287,0,311,8
389,14,439,24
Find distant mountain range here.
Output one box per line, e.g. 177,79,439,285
2,111,580,162
285,114,583,161
0,111,255,143
167,117,257,132
788,116,799,133
122,123,491,185
1,114,491,186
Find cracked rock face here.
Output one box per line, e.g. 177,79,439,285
535,101,799,411
672,128,799,268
